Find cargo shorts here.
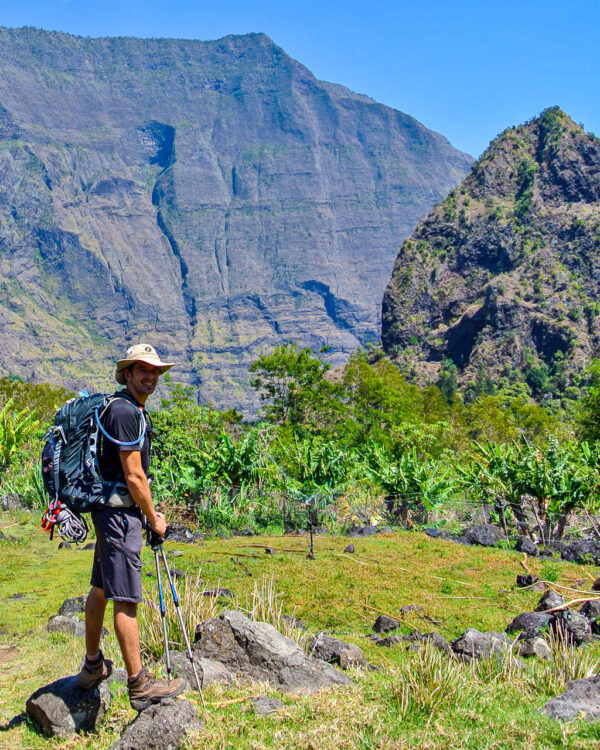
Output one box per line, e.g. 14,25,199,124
90,506,143,603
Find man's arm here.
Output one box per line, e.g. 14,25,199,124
119,450,167,537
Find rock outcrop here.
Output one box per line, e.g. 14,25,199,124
0,26,471,409
383,108,600,394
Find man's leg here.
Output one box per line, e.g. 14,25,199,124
85,585,107,659
114,601,143,677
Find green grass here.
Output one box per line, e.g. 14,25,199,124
2,511,600,748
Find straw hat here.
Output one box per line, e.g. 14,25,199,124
115,344,175,385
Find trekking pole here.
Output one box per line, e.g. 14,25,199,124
306,496,318,559
147,527,172,685
149,529,206,709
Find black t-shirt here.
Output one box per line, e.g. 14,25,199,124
97,390,150,484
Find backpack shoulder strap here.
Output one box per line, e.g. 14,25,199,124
95,394,147,448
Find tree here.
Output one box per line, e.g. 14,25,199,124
249,343,335,427
578,360,600,442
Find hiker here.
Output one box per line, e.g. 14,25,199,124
77,344,186,710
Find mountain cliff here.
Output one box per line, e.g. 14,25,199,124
0,26,471,407
382,107,600,398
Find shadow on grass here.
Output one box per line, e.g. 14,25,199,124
0,711,27,731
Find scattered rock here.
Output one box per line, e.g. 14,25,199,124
252,695,284,717
423,528,443,539
515,536,538,556
461,524,504,547
167,651,234,689
592,578,600,592
343,544,355,553
373,615,400,633
309,633,367,669
201,588,234,599
164,524,196,543
0,530,6,541
580,600,600,631
238,528,255,537
111,698,201,749
46,615,86,638
167,550,183,558
10,593,25,600
193,610,352,694
1,493,27,511
81,542,95,551
516,574,542,588
345,525,379,537
376,635,402,647
538,549,554,559
400,604,425,616
542,675,600,721
451,628,512,662
518,637,551,659
265,548,275,555
171,568,185,580
58,542,72,550
282,614,306,630
26,676,111,737
506,612,553,637
59,596,87,616
534,590,565,612
560,540,600,566
402,632,451,653
551,611,592,645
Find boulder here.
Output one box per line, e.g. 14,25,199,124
515,536,538,556
111,698,201,749
534,590,565,612
461,524,504,547
309,633,367,669
592,578,600,592
401,632,450,653
1,493,27,511
164,524,196,543
518,636,551,659
375,635,403,647
58,542,72,550
46,615,86,638
343,544,355,553
451,628,512,662
252,695,284,717
26,676,111,737
506,612,552,637
542,675,600,721
551,611,592,645
193,610,352,694
201,588,234,599
373,614,400,633
59,596,88,616
559,540,600,566
580,599,600,632
345,525,379,537
167,651,234,689
516,574,542,588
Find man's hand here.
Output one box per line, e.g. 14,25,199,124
150,511,167,539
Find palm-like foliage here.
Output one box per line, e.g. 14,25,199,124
363,441,454,526
0,398,39,472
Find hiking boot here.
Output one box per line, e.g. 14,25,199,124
128,667,185,711
77,650,113,690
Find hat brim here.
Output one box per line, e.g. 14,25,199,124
115,357,174,385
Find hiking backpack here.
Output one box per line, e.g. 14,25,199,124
41,391,146,543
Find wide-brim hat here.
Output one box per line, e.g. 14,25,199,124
115,344,175,385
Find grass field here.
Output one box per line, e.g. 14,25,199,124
2,511,600,749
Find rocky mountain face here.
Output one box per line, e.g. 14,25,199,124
0,27,471,408
382,108,600,396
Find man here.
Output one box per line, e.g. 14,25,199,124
77,344,185,711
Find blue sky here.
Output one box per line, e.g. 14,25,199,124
0,0,598,157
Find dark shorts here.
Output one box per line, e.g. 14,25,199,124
90,506,143,603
